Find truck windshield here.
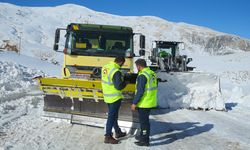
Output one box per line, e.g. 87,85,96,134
66,30,133,57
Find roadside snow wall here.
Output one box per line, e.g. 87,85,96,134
157,72,225,110
0,61,43,103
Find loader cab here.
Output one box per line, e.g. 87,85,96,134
155,41,183,57
151,41,183,63
150,41,193,72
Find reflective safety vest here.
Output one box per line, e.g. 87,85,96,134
101,62,123,103
136,67,157,108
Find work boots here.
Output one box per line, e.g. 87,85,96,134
134,141,149,147
115,131,127,139
104,135,119,144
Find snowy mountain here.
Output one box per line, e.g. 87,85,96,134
0,2,250,63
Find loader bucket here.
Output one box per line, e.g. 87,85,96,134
36,77,139,129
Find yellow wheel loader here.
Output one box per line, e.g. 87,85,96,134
36,23,147,130
149,41,224,110
150,41,194,72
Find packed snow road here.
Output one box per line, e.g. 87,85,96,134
1,100,250,150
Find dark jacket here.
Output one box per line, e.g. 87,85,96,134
112,71,126,90
132,74,147,105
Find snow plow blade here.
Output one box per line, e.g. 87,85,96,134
36,77,139,129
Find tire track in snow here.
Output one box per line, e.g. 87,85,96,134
62,124,86,150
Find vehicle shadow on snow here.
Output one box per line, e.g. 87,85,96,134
149,120,214,146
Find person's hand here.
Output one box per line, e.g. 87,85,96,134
157,78,167,82
124,79,130,84
123,73,129,82
131,104,136,111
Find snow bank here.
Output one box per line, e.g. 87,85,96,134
0,59,45,130
0,61,42,101
189,52,250,109
0,51,61,76
157,72,225,110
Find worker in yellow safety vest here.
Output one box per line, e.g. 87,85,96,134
131,58,157,146
102,56,127,144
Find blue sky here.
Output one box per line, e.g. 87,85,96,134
1,0,250,39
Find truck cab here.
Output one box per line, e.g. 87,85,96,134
54,23,145,80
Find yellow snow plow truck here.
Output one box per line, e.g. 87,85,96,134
36,23,147,129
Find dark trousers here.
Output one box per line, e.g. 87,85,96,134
105,99,122,136
137,108,151,143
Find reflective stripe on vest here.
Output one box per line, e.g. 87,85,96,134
136,67,157,108
101,62,123,103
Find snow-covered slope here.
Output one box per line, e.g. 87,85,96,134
0,2,250,64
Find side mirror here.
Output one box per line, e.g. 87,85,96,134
152,42,156,48
179,43,185,50
187,58,193,64
139,49,145,56
125,50,133,57
139,35,145,49
53,44,59,51
54,29,60,51
148,56,154,61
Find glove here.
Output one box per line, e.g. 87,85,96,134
157,78,167,83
